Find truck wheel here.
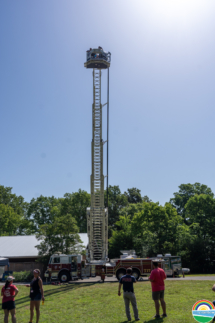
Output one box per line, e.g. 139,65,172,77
116,270,126,281
59,271,70,283
132,270,140,281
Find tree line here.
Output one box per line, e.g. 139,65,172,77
0,183,214,273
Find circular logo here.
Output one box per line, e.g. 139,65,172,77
192,300,215,323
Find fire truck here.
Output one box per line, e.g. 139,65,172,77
47,251,164,282
46,49,171,283
47,254,93,282
104,256,164,281
157,254,190,276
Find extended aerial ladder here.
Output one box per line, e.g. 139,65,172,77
85,47,111,263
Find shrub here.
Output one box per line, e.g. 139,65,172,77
13,271,34,282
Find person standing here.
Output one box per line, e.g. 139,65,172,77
212,284,215,322
100,266,105,282
26,269,44,323
118,267,140,321
1,276,19,323
212,283,215,306
148,261,167,319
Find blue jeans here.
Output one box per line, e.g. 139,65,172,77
31,293,42,301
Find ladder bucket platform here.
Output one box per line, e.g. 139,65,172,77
84,59,110,69
84,47,111,69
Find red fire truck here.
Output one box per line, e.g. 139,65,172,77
47,254,88,282
46,252,164,282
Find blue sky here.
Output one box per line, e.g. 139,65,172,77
1,0,215,205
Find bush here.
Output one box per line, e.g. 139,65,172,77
13,271,34,282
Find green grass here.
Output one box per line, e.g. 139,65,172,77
1,281,215,322
186,274,215,276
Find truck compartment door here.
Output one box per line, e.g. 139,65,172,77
81,261,91,278
71,256,78,277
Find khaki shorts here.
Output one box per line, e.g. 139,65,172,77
152,290,164,300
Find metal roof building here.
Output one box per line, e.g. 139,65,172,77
0,234,88,258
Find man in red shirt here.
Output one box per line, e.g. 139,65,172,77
148,261,167,319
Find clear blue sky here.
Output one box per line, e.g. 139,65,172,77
1,0,215,205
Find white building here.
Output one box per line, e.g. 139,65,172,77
0,234,88,276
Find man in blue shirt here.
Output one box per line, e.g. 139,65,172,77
118,268,140,321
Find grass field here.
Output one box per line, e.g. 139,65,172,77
1,280,215,323
186,274,215,277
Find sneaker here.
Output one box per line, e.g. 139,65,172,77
135,319,140,321
154,315,160,319
162,314,167,317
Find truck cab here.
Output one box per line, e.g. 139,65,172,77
157,254,183,276
48,254,82,282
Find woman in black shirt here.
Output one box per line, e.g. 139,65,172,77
26,269,44,323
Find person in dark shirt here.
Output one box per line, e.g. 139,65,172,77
118,268,140,321
26,269,44,323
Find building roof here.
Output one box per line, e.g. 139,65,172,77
0,234,88,258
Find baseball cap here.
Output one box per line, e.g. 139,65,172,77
7,276,15,282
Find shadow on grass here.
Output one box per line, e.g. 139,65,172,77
119,319,164,323
118,316,164,323
44,282,98,297
143,318,164,323
13,282,98,307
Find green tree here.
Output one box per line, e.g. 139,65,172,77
0,204,21,235
36,214,83,263
142,195,151,202
105,185,128,237
0,185,32,235
27,195,61,232
109,201,189,259
108,202,150,258
108,215,134,259
184,194,215,272
185,194,215,237
119,203,144,219
124,187,143,204
170,183,214,222
131,202,186,257
0,185,28,217
61,189,90,233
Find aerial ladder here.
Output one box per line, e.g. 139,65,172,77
84,47,111,263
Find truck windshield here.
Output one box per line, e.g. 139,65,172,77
53,257,60,263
